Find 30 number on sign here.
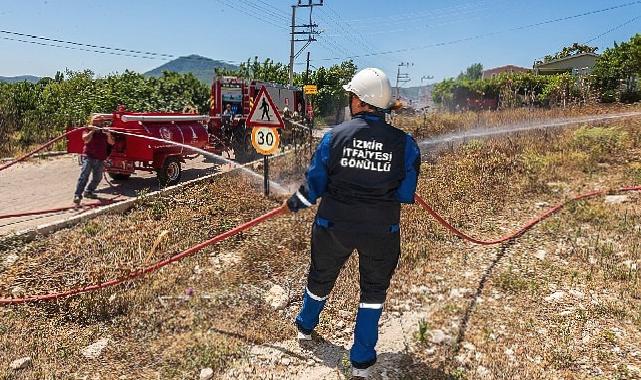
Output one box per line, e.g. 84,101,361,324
251,127,280,155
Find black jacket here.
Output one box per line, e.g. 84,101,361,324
287,112,421,232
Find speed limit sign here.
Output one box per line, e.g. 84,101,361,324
251,126,280,155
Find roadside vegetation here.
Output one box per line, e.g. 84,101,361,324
0,58,356,158
432,34,641,111
1,109,640,378
0,70,209,157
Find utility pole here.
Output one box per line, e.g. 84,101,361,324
288,0,323,86
306,51,311,83
395,62,413,99
420,75,434,84
288,5,296,86
419,75,433,110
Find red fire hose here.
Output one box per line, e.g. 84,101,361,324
0,129,81,172
414,186,641,245
0,205,288,305
3,187,640,305
0,198,121,221
2,130,640,305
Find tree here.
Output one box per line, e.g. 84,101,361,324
216,57,292,84
311,60,357,122
457,63,483,81
537,43,598,64
592,33,641,102
0,69,211,155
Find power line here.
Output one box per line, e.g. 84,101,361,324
0,29,174,58
320,4,401,70
213,0,287,30
323,5,375,50
585,14,641,43
0,0,295,66
0,29,244,65
242,0,290,23
0,36,159,60
313,11,375,68
323,4,514,38
317,8,373,54
317,1,641,61
531,14,641,64
338,0,501,26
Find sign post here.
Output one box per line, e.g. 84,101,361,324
246,86,285,196
264,155,269,195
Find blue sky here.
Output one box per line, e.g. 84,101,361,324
0,0,639,84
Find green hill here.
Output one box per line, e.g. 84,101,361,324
0,75,40,84
144,54,238,84
398,84,434,108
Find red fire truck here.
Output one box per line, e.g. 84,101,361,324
207,76,303,161
66,77,303,186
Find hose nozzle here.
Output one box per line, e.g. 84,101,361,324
390,100,403,111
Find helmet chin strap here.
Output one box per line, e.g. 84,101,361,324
348,93,355,118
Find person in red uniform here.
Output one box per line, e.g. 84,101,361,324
73,114,114,204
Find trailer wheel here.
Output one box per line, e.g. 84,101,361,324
108,173,131,181
158,157,182,186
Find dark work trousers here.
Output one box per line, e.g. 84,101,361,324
308,224,400,303
295,223,401,369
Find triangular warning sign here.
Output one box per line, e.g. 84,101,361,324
247,86,285,128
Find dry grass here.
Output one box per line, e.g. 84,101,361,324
0,174,314,379
0,109,640,379
391,117,641,379
396,103,641,140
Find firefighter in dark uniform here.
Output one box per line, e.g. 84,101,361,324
283,68,421,379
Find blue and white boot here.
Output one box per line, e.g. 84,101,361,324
352,366,371,379
295,288,327,342
297,330,312,341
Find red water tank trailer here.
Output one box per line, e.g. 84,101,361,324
67,111,210,186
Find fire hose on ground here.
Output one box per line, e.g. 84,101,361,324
0,199,119,221
0,171,123,222
1,186,640,305
414,186,641,245
0,129,81,172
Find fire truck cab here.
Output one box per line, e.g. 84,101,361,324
208,76,303,161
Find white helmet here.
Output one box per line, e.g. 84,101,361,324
342,68,393,110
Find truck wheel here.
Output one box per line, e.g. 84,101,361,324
108,173,131,181
158,157,182,186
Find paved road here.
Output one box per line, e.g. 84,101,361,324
0,154,230,236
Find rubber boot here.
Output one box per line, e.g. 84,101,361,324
350,306,383,370
295,288,327,336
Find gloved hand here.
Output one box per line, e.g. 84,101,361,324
281,199,293,214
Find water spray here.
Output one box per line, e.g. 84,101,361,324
418,110,641,147
98,127,289,195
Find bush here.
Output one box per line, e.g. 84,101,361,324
572,127,630,162
620,90,641,104
0,70,210,156
628,162,641,182
600,90,617,103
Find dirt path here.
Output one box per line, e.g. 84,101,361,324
0,154,227,236
221,307,430,380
